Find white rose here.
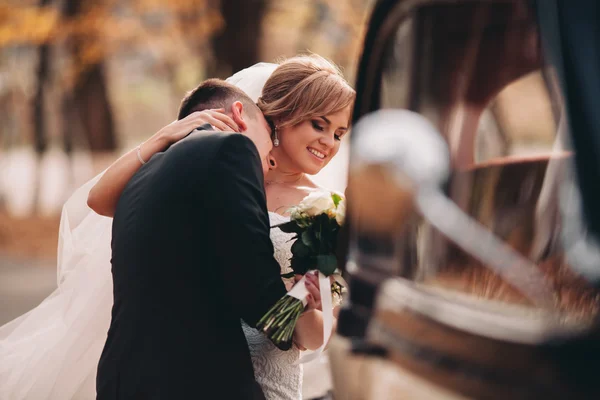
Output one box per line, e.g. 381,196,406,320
335,199,346,225
298,191,336,216
289,208,302,220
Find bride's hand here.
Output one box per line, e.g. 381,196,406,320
153,109,240,146
301,271,322,311
293,271,339,351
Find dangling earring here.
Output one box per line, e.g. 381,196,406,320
273,126,280,147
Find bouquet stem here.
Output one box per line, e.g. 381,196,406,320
256,295,305,350
257,273,345,352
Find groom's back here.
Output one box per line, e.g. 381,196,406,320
98,132,264,399
110,133,221,292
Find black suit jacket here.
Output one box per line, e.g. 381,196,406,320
96,127,287,399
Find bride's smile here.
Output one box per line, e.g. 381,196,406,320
307,147,326,160
271,106,351,176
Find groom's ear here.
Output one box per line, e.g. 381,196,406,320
230,101,248,132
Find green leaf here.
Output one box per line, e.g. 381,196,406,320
296,217,313,229
276,221,303,234
301,230,317,250
318,221,326,253
320,234,331,254
325,226,340,253
316,254,338,276
332,193,342,207
316,213,330,225
291,256,312,275
291,239,312,258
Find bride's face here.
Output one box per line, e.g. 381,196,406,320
275,105,351,175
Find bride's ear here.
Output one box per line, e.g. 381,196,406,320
230,101,248,132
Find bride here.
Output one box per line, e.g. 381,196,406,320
0,54,354,400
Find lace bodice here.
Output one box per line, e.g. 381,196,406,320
242,212,302,400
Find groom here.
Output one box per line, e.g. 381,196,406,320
96,79,287,399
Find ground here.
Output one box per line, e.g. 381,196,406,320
0,210,60,261
0,255,56,325
0,211,59,324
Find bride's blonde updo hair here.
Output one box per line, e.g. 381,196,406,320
257,54,355,128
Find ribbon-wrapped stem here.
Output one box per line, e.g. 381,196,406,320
256,271,337,357
257,296,305,349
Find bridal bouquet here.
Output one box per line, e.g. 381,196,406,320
256,191,346,350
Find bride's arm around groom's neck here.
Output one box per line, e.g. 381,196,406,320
87,111,236,217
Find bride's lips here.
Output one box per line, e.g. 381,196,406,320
307,147,327,162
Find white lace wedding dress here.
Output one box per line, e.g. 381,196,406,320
242,212,303,400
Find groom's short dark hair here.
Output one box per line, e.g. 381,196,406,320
177,79,259,120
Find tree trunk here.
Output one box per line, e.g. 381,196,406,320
72,63,117,151
33,30,50,155
207,0,267,78
63,0,117,152
31,0,52,214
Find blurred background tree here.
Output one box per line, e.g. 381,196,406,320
207,0,266,78
0,0,373,258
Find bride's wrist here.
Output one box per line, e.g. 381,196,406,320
135,137,166,166
144,134,170,154
153,131,173,147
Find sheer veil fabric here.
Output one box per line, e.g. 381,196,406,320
0,173,113,399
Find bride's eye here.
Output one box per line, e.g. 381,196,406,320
334,134,342,141
311,121,325,132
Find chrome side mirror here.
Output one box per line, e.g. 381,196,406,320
349,109,450,235
339,110,555,340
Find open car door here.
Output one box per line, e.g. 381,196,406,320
332,1,600,398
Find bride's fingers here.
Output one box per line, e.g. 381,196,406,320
186,111,220,128
186,110,239,133
155,110,235,144
306,294,318,310
305,272,319,288
305,279,321,306
204,116,232,132
208,111,240,132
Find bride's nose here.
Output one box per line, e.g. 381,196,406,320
319,132,335,148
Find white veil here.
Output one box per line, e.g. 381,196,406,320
0,62,277,399
226,62,278,102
